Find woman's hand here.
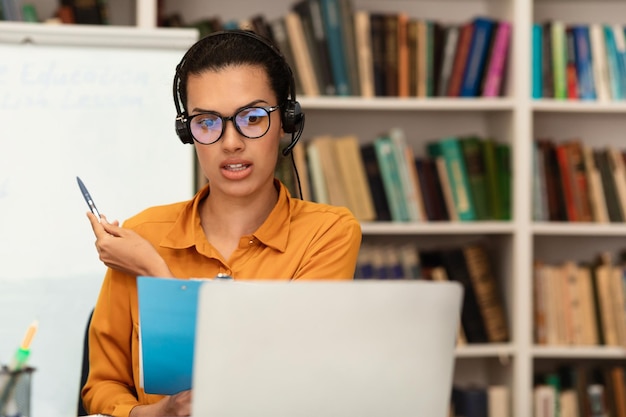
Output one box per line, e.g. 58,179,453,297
129,390,192,417
87,212,173,278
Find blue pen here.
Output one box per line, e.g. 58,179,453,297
76,176,102,220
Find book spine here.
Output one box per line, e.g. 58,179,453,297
374,136,410,221
603,25,624,100
354,10,375,97
572,25,597,100
319,0,351,95
447,22,474,97
589,23,612,101
551,21,568,99
438,25,460,96
532,23,544,99
482,20,512,97
565,27,580,99
460,17,495,97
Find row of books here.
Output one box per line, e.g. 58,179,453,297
532,21,626,101
355,242,509,345
533,251,626,347
534,365,626,417
532,139,626,223
160,1,512,98
450,384,509,417
279,130,512,223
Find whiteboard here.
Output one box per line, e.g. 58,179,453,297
0,23,198,417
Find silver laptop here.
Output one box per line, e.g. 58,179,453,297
192,280,463,417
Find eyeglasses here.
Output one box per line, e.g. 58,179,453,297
186,105,280,145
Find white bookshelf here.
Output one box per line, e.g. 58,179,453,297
8,0,625,416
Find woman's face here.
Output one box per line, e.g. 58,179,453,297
186,64,283,200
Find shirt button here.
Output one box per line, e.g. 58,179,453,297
249,239,254,245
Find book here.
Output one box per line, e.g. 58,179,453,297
333,135,376,221
291,142,311,201
571,25,597,100
354,10,375,97
576,264,600,345
551,20,568,99
463,244,509,342
589,23,612,101
292,0,332,95
533,141,549,221
306,137,329,204
532,23,544,99
370,13,387,96
435,156,459,221
427,137,476,221
374,135,410,221
582,145,609,223
460,16,496,97
383,14,399,97
447,21,475,96
603,25,625,100
337,0,360,96
268,17,303,96
396,12,410,97
438,25,460,96
452,386,488,417
487,385,510,417
415,157,449,221
565,27,580,99
594,148,624,222
310,135,349,208
537,139,568,221
388,128,423,221
319,0,351,95
360,143,392,221
542,21,554,98
460,136,490,220
482,20,512,97
439,247,488,343
284,11,320,97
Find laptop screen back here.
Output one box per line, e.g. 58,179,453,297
192,280,462,417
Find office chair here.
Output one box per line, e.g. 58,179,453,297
77,309,93,416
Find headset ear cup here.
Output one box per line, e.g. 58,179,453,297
282,101,302,134
175,117,193,144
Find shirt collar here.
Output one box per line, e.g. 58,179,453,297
161,180,292,253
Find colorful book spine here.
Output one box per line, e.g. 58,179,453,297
482,20,512,97
319,0,351,96
571,25,597,100
374,136,410,222
427,137,476,221
532,23,544,99
460,16,496,97
551,20,568,99
603,25,625,100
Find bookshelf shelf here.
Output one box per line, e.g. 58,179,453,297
532,346,626,359
532,223,626,235
456,343,517,359
361,221,515,235
299,97,517,111
532,100,626,113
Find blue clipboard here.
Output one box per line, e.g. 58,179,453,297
137,276,205,395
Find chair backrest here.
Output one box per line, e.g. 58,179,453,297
77,309,93,416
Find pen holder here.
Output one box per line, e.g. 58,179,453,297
0,367,35,417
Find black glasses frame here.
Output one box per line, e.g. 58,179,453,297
184,105,281,145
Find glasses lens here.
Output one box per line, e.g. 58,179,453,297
235,107,271,139
190,113,222,144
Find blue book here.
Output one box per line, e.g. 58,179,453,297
532,23,544,99
319,0,351,95
571,25,597,100
459,16,495,97
373,135,410,221
603,25,625,99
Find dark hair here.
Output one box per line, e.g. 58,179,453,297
175,31,291,114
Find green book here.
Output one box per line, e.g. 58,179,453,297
460,136,490,220
374,135,410,221
427,137,476,221
551,21,568,99
495,143,512,220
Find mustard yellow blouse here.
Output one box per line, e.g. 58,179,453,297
82,180,362,416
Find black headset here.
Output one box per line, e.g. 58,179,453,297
173,30,305,156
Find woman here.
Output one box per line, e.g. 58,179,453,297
81,30,362,417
